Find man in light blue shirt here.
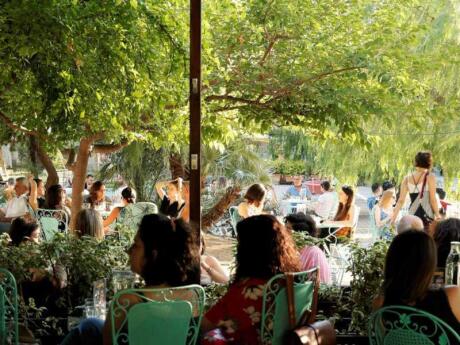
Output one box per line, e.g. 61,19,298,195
283,176,313,200
367,182,382,211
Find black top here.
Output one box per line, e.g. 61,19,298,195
414,289,460,335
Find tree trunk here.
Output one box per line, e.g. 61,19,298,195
31,138,59,189
201,186,241,231
70,138,93,231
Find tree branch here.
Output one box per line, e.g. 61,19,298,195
0,110,40,137
93,139,129,154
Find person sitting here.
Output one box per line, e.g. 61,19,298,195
8,217,41,246
201,215,300,344
103,187,135,231
372,189,395,240
200,233,229,285
45,184,71,217
314,181,337,220
84,174,94,191
237,183,266,219
285,213,331,284
325,186,356,238
373,230,460,334
156,178,189,221
84,181,111,211
433,218,460,269
283,175,312,200
34,178,46,208
75,209,104,240
396,215,424,234
0,177,36,231
367,182,382,211
382,180,395,192
61,213,200,345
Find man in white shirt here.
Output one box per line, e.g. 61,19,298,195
1,177,30,220
314,181,338,219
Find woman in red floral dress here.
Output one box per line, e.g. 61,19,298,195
201,215,301,345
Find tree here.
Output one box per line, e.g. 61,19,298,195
0,0,188,227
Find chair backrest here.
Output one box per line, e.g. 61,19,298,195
0,269,18,345
369,305,460,345
260,268,318,345
352,205,360,229
228,206,241,236
110,284,205,345
120,202,158,231
369,206,379,242
36,208,69,241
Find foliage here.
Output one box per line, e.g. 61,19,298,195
204,283,229,311
291,231,326,250
99,142,169,202
343,240,390,335
271,159,308,176
0,233,128,311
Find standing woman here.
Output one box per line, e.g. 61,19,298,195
392,151,441,229
155,178,189,222
372,189,395,240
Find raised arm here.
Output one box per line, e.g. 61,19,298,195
155,180,168,200
391,177,408,224
28,175,38,211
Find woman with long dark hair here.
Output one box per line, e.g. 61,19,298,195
62,213,200,344
201,215,300,344
374,230,460,333
84,181,110,211
323,185,355,238
392,151,441,229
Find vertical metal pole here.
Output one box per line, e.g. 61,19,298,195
190,0,201,227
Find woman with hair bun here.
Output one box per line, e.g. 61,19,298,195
392,151,441,229
103,187,135,230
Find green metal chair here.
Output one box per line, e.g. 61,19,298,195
369,305,460,345
110,284,205,345
119,202,158,232
228,206,241,237
260,268,318,345
36,208,69,241
0,269,18,345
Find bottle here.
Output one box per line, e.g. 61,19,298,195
445,242,460,285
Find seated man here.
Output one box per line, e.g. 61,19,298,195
283,175,312,199
0,177,34,231
314,181,337,219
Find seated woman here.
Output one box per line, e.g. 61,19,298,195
75,209,104,240
61,213,200,345
284,213,331,284
201,215,300,344
323,185,355,238
103,187,135,231
372,189,395,240
8,217,41,245
84,181,111,211
237,183,266,219
156,178,189,221
200,233,229,285
374,230,460,334
45,184,71,219
433,218,460,269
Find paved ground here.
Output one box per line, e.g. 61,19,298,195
206,185,374,273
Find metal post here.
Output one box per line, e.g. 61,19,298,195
189,0,201,227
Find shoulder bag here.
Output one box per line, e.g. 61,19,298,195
285,271,336,345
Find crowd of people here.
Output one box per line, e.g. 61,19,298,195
1,150,460,344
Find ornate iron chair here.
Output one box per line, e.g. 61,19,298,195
260,268,318,345
119,202,158,232
109,284,205,345
369,305,460,345
36,208,69,241
0,269,18,345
